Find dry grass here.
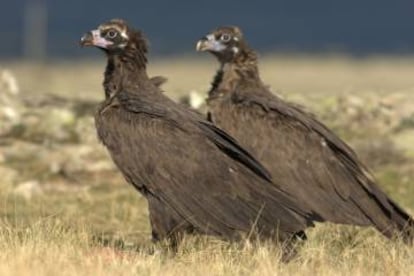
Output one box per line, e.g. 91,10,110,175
0,183,413,276
5,54,414,101
1,55,414,275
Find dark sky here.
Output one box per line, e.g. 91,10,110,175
2,0,414,58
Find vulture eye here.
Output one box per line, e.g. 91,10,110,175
221,34,231,42
107,30,118,39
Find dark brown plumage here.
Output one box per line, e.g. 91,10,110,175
196,26,414,243
80,20,317,252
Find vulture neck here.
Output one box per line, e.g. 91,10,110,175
209,48,262,99
103,48,149,98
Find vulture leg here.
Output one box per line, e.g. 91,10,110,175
147,194,193,249
280,231,307,263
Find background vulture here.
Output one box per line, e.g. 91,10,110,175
79,19,317,256
196,26,414,243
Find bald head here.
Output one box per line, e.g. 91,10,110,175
196,26,249,63
80,19,147,55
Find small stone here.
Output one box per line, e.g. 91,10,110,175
0,69,19,95
179,91,206,110
1,106,20,121
188,91,205,109
12,180,42,200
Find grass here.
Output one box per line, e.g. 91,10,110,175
0,182,413,276
5,54,414,101
1,55,414,275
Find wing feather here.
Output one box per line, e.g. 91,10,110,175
212,89,413,237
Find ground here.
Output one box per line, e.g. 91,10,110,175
0,55,414,275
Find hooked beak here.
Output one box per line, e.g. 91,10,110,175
80,29,113,48
196,37,210,52
196,34,225,52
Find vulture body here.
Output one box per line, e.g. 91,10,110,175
80,20,316,251
196,26,414,242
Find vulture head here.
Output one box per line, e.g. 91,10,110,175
80,19,148,62
196,26,252,64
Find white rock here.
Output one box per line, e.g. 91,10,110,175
12,180,42,200
0,69,19,95
188,91,205,109
1,106,20,121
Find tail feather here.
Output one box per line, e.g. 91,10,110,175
386,199,414,244
354,192,414,244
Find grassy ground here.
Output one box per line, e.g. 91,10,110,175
1,183,413,276
1,55,414,275
6,54,414,100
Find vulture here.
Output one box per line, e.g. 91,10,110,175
196,26,414,243
80,19,317,256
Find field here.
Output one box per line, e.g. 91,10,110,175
1,55,414,275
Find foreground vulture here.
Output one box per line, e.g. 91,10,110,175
196,26,414,243
80,19,317,255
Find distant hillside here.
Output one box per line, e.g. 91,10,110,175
2,0,414,58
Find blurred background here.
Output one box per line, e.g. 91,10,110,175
0,0,413,240
2,0,414,59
